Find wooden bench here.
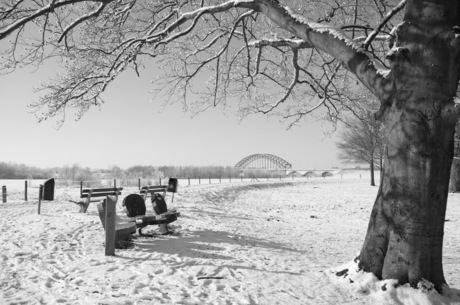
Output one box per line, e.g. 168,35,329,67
123,192,181,236
96,195,180,252
139,185,167,201
72,187,123,213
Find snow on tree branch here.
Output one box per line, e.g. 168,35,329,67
362,0,407,49
0,0,399,124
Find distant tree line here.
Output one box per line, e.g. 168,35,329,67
0,162,52,179
0,163,261,180
107,165,246,180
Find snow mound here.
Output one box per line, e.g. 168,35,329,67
330,259,460,305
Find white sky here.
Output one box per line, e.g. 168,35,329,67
0,64,344,170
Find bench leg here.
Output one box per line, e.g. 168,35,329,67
137,224,172,236
158,224,171,235
80,198,90,213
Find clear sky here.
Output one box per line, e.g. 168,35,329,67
0,64,343,171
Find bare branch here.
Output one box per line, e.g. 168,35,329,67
58,2,106,43
0,0,112,40
362,0,407,49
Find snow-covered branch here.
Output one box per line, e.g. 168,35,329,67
362,0,407,49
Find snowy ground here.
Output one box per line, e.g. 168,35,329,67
1,178,460,304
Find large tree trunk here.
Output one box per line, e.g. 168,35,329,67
358,0,460,291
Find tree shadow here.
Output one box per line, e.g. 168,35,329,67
443,288,460,303
181,206,253,221
117,227,301,272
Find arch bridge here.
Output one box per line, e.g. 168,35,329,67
235,154,292,170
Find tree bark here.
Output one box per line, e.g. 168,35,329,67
370,160,375,186
358,0,460,291
449,122,460,192
449,158,460,192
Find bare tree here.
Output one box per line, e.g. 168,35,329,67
1,0,460,291
337,112,385,186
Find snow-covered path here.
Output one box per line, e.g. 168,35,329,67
1,179,460,304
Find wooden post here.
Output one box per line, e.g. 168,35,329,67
104,196,116,256
38,185,43,214
209,177,211,184
199,177,201,184
188,177,190,185
114,179,116,188
138,178,141,190
159,178,162,186
80,181,83,197
24,180,28,201
2,186,6,203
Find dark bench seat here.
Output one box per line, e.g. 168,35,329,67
134,209,181,236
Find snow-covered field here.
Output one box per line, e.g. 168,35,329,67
1,178,460,304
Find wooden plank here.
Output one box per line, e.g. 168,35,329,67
140,186,167,195
82,187,123,194
140,186,166,191
37,185,43,215
140,190,166,194
81,191,122,198
105,196,116,256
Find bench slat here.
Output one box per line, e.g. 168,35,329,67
81,191,122,198
140,186,166,190
139,186,167,195
140,189,166,194
82,187,123,193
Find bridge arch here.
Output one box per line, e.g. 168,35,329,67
235,154,292,170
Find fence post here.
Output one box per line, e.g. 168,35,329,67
38,185,43,214
138,178,141,190
199,177,201,184
2,186,6,203
188,177,190,186
105,196,116,256
219,177,221,183
114,179,117,188
209,177,211,184
24,180,28,201
80,181,83,196
159,178,162,186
